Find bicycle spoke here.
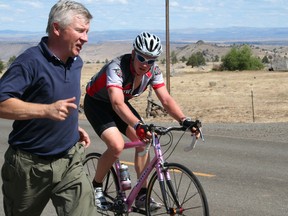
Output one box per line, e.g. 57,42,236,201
146,163,209,215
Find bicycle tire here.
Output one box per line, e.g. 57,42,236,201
83,152,121,216
146,162,209,216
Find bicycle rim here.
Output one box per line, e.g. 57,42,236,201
146,162,209,216
83,152,121,216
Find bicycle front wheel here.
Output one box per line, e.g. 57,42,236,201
146,162,209,216
83,152,120,215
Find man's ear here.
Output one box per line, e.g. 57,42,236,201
52,22,61,36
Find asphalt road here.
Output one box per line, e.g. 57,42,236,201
0,119,287,216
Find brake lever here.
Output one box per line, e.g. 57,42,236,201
184,127,204,152
184,134,197,152
199,128,204,142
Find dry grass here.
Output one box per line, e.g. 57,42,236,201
80,63,288,124
2,42,287,124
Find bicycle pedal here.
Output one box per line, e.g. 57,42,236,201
96,202,112,211
131,206,146,214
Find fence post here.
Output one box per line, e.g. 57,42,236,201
251,90,255,122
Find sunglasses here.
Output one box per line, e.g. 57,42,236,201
135,53,156,65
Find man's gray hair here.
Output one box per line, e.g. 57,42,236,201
46,0,93,35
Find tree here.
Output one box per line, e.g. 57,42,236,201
160,58,166,65
180,56,187,62
221,47,238,70
186,52,206,68
7,56,16,68
221,45,264,71
262,56,269,64
213,55,220,62
171,51,178,65
0,59,4,74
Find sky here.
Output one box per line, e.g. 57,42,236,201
0,0,287,33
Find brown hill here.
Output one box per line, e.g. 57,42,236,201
2,41,288,67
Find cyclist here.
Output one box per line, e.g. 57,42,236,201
84,31,198,210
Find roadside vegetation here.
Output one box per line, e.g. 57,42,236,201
220,45,264,71
0,55,16,74
172,44,265,71
0,59,4,74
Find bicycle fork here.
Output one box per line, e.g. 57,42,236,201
157,163,183,215
153,136,183,215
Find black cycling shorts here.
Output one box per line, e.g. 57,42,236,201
84,94,141,137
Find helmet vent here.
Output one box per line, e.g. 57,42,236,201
133,31,163,57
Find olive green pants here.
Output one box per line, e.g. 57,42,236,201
1,143,97,216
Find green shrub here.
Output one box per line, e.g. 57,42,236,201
186,51,206,68
221,45,264,71
0,59,4,74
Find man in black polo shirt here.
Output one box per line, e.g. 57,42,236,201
0,1,96,215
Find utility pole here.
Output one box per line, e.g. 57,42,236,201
165,0,170,93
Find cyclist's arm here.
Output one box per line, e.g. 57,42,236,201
108,87,140,127
155,87,200,138
154,86,186,122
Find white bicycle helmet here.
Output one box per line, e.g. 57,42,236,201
133,32,163,57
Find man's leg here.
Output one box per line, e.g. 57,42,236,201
2,146,52,216
51,143,97,216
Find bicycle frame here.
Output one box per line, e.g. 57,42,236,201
114,131,168,212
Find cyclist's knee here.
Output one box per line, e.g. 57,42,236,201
107,141,124,157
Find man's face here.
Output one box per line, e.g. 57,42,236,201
58,15,90,60
133,51,157,76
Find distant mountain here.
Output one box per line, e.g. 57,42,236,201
1,27,288,63
1,27,288,44
170,27,288,42
0,30,44,42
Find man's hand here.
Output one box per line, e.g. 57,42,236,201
78,127,91,148
180,118,201,139
135,123,151,142
48,97,77,121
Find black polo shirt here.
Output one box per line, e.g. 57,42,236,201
0,37,82,156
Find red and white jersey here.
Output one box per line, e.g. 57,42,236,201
86,54,165,102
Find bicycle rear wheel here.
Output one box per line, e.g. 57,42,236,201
83,152,120,215
146,162,209,216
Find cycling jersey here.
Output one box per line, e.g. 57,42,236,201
86,54,165,102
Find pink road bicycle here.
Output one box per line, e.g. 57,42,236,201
83,120,209,216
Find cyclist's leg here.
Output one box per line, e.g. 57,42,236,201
123,102,158,208
84,95,124,209
122,101,149,184
126,127,161,210
87,121,124,209
83,153,119,215
84,95,124,184
98,128,124,183
125,126,149,182
83,153,119,198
